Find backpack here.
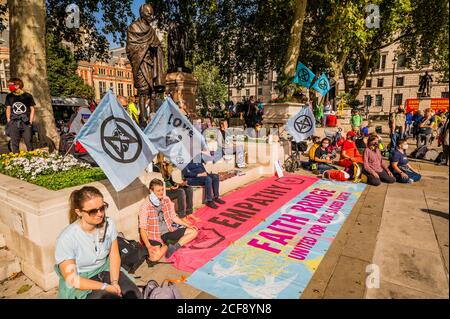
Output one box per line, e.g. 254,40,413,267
434,152,445,163
424,149,440,161
411,145,428,159
117,235,149,274
308,143,320,161
141,280,183,299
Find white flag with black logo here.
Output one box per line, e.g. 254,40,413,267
76,90,158,191
144,97,206,169
286,106,316,142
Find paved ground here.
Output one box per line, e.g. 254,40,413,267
0,125,448,299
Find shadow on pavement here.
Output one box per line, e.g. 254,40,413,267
421,209,449,220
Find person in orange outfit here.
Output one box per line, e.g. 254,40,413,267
338,131,363,168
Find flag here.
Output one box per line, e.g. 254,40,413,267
286,106,316,142
144,97,206,169
312,73,331,97
76,90,158,191
293,61,315,88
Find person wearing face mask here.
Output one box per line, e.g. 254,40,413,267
389,139,422,183
5,78,36,153
338,131,363,168
139,179,198,262
363,135,396,186
311,137,337,174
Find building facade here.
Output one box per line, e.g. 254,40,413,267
228,70,278,104
0,16,10,93
337,43,449,114
77,47,137,102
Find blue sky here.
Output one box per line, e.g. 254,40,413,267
97,0,144,48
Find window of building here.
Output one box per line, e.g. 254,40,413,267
397,54,407,68
394,93,403,106
364,95,372,107
442,92,449,98
99,81,107,96
380,55,386,70
109,70,113,76
258,88,263,96
348,81,355,89
228,90,233,97
375,94,383,107
366,79,372,88
396,77,404,86
246,73,253,84
127,84,133,97
98,68,106,76
118,83,124,96
377,78,384,87
246,89,250,96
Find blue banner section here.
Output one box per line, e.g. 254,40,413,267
76,90,158,191
293,62,315,88
312,73,331,97
186,179,366,299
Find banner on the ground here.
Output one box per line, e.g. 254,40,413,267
168,175,318,272
312,73,331,97
286,106,316,142
186,179,366,299
293,62,315,88
144,97,206,169
76,90,158,191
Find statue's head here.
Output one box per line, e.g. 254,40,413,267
139,4,154,22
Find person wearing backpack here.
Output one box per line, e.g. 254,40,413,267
139,179,199,262
54,187,143,299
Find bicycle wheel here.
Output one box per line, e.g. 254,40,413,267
284,157,295,173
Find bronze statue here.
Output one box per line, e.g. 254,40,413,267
126,4,165,126
167,18,191,73
418,71,433,97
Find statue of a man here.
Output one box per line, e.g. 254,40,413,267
167,18,190,73
126,4,165,126
424,71,433,97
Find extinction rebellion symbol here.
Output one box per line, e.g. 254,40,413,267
318,78,328,90
294,115,313,134
100,116,142,163
297,68,310,83
12,102,27,115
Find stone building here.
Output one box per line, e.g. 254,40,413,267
228,70,279,104
337,42,449,114
77,47,137,103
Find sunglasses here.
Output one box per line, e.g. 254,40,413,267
81,202,109,216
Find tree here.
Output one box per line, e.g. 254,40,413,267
2,0,134,150
193,60,228,110
47,33,94,100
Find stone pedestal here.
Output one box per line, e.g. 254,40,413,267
418,97,432,111
262,102,306,127
165,72,198,118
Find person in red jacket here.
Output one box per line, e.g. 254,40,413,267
338,131,363,168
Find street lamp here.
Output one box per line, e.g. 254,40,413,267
389,55,398,114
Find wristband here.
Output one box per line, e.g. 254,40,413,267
111,280,118,285
101,283,108,291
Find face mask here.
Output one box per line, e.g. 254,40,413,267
149,191,161,207
8,85,17,92
370,143,378,149
402,144,409,150
323,144,329,148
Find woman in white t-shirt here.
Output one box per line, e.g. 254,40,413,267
54,186,142,299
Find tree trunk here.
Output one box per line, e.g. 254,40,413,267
283,0,308,79
349,52,373,100
8,0,59,151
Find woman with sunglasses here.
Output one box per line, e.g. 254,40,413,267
363,135,396,186
54,186,142,299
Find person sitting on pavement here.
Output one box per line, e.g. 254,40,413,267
182,158,226,209
363,135,396,186
55,186,142,299
338,131,363,168
138,179,199,261
157,154,199,223
389,139,422,184
310,137,337,174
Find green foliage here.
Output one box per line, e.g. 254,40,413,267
32,168,106,190
193,60,228,109
46,33,94,99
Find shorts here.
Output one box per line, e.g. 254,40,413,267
149,228,186,246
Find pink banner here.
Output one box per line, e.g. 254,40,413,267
169,174,318,272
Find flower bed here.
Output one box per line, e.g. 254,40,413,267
0,151,106,190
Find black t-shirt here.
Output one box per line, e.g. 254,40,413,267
420,116,435,135
314,147,329,162
5,92,36,121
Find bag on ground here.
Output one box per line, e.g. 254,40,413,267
410,145,428,159
141,280,183,299
117,234,149,274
